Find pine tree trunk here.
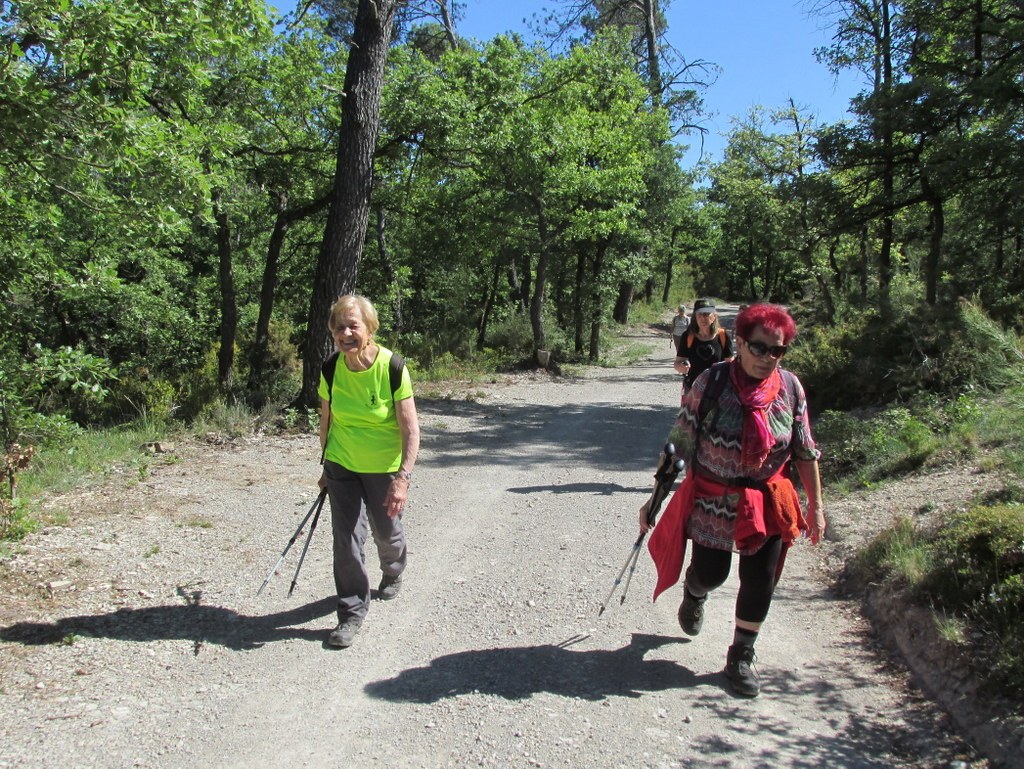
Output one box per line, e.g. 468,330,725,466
299,0,400,406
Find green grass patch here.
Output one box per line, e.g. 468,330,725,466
853,504,1024,699
851,517,933,589
17,419,168,502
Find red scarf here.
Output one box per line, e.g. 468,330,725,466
729,363,781,471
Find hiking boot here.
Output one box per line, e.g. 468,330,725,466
677,589,707,636
724,644,760,697
327,619,362,648
377,574,402,601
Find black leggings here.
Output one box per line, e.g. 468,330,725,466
686,536,783,624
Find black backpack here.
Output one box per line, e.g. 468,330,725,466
321,350,405,408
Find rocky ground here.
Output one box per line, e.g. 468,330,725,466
0,313,1020,769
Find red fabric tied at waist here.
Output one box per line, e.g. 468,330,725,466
647,468,806,603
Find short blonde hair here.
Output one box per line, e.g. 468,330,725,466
328,294,379,336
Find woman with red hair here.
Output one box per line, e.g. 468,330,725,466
639,303,825,697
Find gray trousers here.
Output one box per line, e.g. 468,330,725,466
322,461,407,622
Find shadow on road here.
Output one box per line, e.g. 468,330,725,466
419,400,680,473
507,481,650,495
364,632,723,702
0,596,336,652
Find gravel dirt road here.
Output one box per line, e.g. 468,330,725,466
0,314,994,769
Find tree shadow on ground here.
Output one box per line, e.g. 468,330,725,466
418,401,679,472
507,482,650,496
364,632,723,702
0,595,336,652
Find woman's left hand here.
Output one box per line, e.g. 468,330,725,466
806,500,826,545
384,476,410,518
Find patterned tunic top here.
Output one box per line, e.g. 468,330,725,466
667,363,821,553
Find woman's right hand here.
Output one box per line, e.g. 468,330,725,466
673,357,690,376
638,499,653,532
318,470,327,490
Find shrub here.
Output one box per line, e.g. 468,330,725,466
918,503,1024,694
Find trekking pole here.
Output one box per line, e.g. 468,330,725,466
288,489,327,596
256,488,328,596
598,444,685,616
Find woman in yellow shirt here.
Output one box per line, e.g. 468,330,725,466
317,294,420,649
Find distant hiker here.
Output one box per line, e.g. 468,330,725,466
640,303,825,697
318,294,420,649
674,298,733,395
670,304,689,351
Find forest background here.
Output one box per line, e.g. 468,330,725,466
2,0,1024,707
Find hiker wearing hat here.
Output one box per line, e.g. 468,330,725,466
674,298,733,393
670,304,689,351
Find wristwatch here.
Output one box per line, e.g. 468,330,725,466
395,469,412,481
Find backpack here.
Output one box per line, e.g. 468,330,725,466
319,350,406,465
685,327,729,351
321,350,406,409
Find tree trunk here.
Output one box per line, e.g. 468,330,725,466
213,189,236,394
859,225,870,304
588,241,608,361
477,257,502,350
530,210,550,359
574,246,586,354
299,0,400,406
662,226,680,303
375,204,402,333
249,192,330,403
612,282,633,324
921,173,944,306
877,0,895,317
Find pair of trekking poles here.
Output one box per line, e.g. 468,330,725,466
257,487,328,597
258,447,682,605
598,443,685,616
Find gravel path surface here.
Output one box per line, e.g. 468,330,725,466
0,317,994,769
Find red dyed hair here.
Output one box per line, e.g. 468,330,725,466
735,303,798,344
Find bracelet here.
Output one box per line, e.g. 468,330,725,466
395,469,412,481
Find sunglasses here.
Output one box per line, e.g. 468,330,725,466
744,340,788,359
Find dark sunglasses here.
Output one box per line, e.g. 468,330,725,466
745,340,788,359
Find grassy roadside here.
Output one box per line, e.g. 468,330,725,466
816,386,1024,703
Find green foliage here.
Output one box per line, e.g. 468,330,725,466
191,400,256,439
921,504,1024,694
15,418,166,506
850,517,933,589
853,497,1024,699
815,404,951,488
788,299,1024,413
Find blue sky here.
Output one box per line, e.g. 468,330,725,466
272,1,864,167
454,1,864,166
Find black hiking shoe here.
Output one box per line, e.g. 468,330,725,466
724,644,760,697
327,619,362,649
377,575,402,601
677,589,707,636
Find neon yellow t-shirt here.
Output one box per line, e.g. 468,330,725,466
317,346,413,473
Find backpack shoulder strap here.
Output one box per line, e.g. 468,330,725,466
388,352,405,398
718,328,728,348
322,351,340,407
697,361,730,429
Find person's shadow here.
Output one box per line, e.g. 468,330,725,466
0,590,337,653
364,632,725,702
